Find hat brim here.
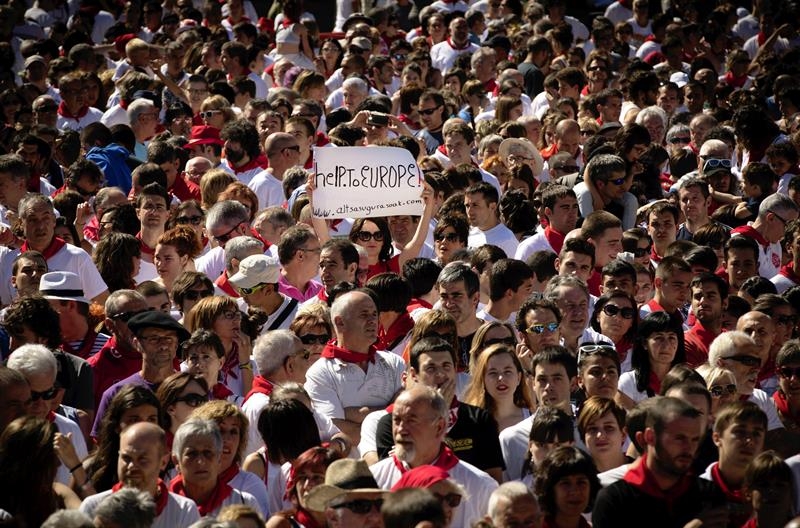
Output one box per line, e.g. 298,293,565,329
228,271,257,290
42,293,90,304
304,485,388,513
343,16,372,32
498,138,544,176
185,139,224,148
704,167,731,178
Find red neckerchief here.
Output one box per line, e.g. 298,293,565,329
218,463,239,484
732,225,770,250
646,298,665,313
644,34,658,42
540,142,558,161
294,508,324,528
214,272,240,298
329,219,343,233
398,114,421,130
119,100,129,110
648,371,662,395
710,462,746,503
587,268,602,296
742,518,758,528
228,156,267,175
221,342,240,381
211,382,233,400
57,101,89,120
112,479,169,516
616,335,633,364
543,226,566,254
778,262,800,284
377,312,415,351
26,171,42,193
407,297,433,313
392,445,459,473
169,474,233,517
650,244,664,264
303,152,314,170
446,37,470,50
622,453,694,511
772,390,800,421
321,341,377,364
47,410,56,422
317,289,329,302
757,32,766,46
243,375,274,404
249,227,271,250
61,328,98,360
281,17,295,28
135,232,155,256
315,131,329,147
21,236,65,260
437,144,448,156
483,78,498,93
724,71,749,88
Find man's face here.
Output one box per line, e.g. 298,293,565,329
464,193,495,229
21,202,56,249
438,280,479,326
137,195,169,231
176,435,221,487
342,86,366,113
600,273,636,297
61,81,85,109
556,251,592,282
684,87,704,114
720,339,762,395
578,355,619,400
286,122,313,156
492,495,543,528
337,294,379,346
714,419,765,469
388,216,417,246
589,227,622,267
392,394,445,466
411,351,456,398
725,248,758,290
647,211,677,248
657,270,692,308
510,278,536,310
678,186,710,222
599,96,622,123
533,361,573,411
12,257,47,296
596,171,627,202
691,282,724,327
16,143,43,172
319,247,356,291
327,492,385,528
187,82,209,106
449,18,469,44
106,299,149,347
556,130,581,159
546,195,579,233
554,285,588,338
736,312,775,363
657,86,679,114
557,82,579,100
778,361,800,402
25,370,56,420
419,98,444,131
444,132,471,165
134,328,179,370
650,415,705,477
0,381,30,430
118,431,168,489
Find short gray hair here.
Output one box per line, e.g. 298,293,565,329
471,46,496,69
488,482,537,521
544,275,590,303
128,99,156,125
397,386,447,421
635,105,667,127
758,192,799,220
665,123,690,143
342,77,368,94
253,329,301,376
206,200,249,232
105,289,147,316
18,193,54,220
94,488,156,528
7,344,57,379
172,418,222,458
708,330,755,366
224,235,263,273
41,510,93,528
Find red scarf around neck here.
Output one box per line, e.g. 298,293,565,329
648,371,662,395
773,390,800,421
243,375,274,404
447,37,470,50
218,463,239,484
622,453,693,511
294,508,324,528
321,341,377,364
135,232,155,256
710,462,746,503
112,479,169,516
58,101,89,120
778,262,800,285
392,445,459,474
544,226,566,254
731,225,770,249
169,474,233,516
21,236,66,260
221,341,240,381
724,71,749,88
211,382,233,400
376,312,415,351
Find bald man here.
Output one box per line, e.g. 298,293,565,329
80,422,200,526
541,119,583,172
248,132,301,210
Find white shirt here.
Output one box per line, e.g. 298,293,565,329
248,169,285,210
515,230,556,262
771,271,797,294
304,350,405,420
100,104,130,129
81,489,200,528
430,39,479,74
57,106,103,132
254,295,298,334
468,223,519,257
54,412,88,485
604,1,633,24
358,408,389,457
243,392,270,456
731,224,782,279
617,371,649,404
748,388,784,431
230,468,270,518
370,455,498,527
21,241,108,301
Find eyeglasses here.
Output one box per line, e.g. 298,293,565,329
299,333,331,345
221,310,242,320
708,384,738,398
176,215,204,226
356,230,384,242
184,289,213,301
31,387,57,401
702,158,732,172
778,366,800,379
633,246,651,258
140,334,178,346
434,232,461,243
200,110,222,119
602,304,636,319
392,53,407,61
770,210,789,226
526,322,559,334
174,393,208,407
213,221,244,244
722,355,761,367
508,154,534,164
331,499,384,514
484,337,516,347
606,176,627,186
300,246,322,255
237,283,269,296
111,309,149,323
419,105,442,116
669,136,691,144
433,492,462,508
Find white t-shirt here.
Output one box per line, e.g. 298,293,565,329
358,408,389,458
56,106,103,132
80,489,200,528
248,169,285,210
748,388,784,431
230,468,270,518
468,223,519,257
430,40,479,74
617,371,649,404
54,412,89,485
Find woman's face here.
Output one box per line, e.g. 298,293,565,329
707,373,738,418
54,225,75,246
634,238,651,267
295,464,326,508
557,103,575,120
553,474,591,517
578,355,619,399
484,352,522,403
402,70,421,86
213,306,242,343
306,84,326,104
154,243,187,284
355,220,384,260
505,178,533,199
434,227,465,264
85,80,100,107
117,404,160,432
508,103,524,121
523,308,561,350
444,75,462,95
218,415,242,471
708,171,732,194
597,297,634,341
185,345,224,388
201,107,227,129
167,380,207,431
584,411,624,460
428,16,446,40
295,322,329,364
177,205,206,240
645,331,679,366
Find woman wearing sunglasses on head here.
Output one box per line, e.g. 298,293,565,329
590,292,638,374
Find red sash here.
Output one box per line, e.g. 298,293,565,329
169,474,233,516
732,225,770,250
243,375,274,404
215,272,240,298
221,341,240,381
218,463,239,484
321,342,377,364
21,236,65,260
446,37,470,51
113,479,169,516
391,445,459,473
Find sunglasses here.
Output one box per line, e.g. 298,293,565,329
526,322,559,334
606,177,627,186
299,333,330,345
632,246,651,258
356,230,384,242
331,499,384,514
722,355,761,367
184,289,213,301
433,492,462,508
213,221,243,244
669,136,691,144
577,343,616,362
602,304,636,319
392,53,407,61
484,337,516,347
31,387,57,401
237,283,269,296
778,366,800,379
702,158,732,172
419,105,442,116
434,232,461,243
174,393,208,407
708,383,738,397
176,215,204,226
200,110,222,119
221,310,242,320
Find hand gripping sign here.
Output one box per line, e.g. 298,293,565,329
312,146,425,219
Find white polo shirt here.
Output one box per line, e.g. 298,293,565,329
248,169,285,209
48,241,109,299
468,223,519,257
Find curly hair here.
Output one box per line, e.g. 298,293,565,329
3,295,61,348
93,232,141,292
218,182,259,222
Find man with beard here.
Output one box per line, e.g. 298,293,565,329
430,16,479,74
593,397,727,528
219,120,268,185
79,422,200,526
369,386,498,527
684,274,728,367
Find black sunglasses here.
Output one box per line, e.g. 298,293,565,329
174,393,208,407
434,232,461,243
111,309,150,323
632,246,651,258
602,304,636,319
419,105,442,116
299,333,330,345
184,289,213,301
433,492,462,508
213,221,244,244
708,384,737,397
31,387,57,401
778,366,800,379
356,230,385,242
331,499,384,514
176,215,204,226
723,355,761,367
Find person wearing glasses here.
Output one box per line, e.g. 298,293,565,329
391,465,466,528
731,193,799,279
516,298,562,372
127,99,160,161
156,372,209,440
576,154,637,231
589,292,638,374
56,72,103,132
7,344,89,485
770,340,800,433
230,254,298,331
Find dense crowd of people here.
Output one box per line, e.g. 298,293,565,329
3,0,800,526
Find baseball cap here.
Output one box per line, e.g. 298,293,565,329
229,254,281,290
